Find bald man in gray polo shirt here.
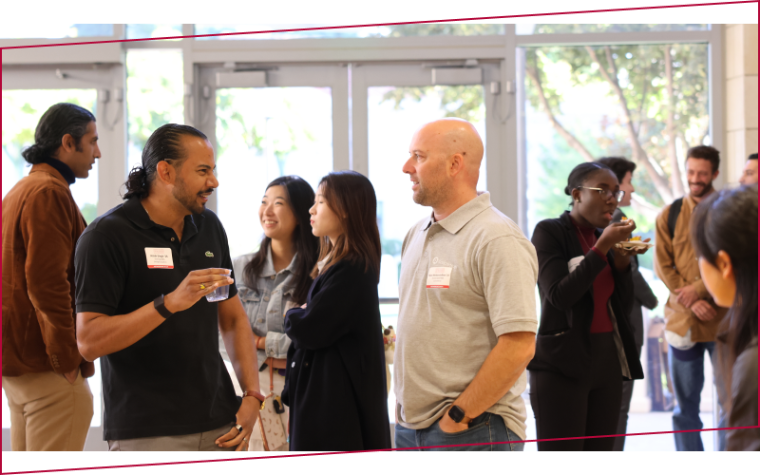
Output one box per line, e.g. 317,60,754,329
393,119,538,451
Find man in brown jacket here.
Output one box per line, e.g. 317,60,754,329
654,145,727,451
2,103,100,451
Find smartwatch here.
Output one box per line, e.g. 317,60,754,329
448,405,466,424
154,294,174,319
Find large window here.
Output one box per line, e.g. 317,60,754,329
2,89,99,222
522,42,710,316
126,49,184,173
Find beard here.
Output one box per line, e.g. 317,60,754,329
413,181,446,207
689,180,714,198
173,175,211,215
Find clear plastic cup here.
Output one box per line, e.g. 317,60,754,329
205,271,231,303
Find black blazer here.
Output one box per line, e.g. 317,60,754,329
282,258,392,451
527,211,644,381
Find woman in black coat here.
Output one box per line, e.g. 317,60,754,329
528,162,646,451
282,171,391,451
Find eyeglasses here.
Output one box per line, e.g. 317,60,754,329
577,186,626,202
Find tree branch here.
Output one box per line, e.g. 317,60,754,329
525,66,596,162
631,193,664,215
586,46,674,204
664,46,686,197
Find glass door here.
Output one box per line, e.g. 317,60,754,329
351,61,502,302
197,64,349,259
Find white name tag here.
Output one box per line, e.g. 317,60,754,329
426,267,452,289
145,248,174,269
568,255,584,274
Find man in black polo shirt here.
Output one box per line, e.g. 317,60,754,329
75,124,263,451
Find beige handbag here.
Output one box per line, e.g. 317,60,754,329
257,357,288,451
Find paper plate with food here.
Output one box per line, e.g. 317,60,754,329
615,235,655,250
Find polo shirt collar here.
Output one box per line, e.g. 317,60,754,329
260,244,298,277
123,197,205,233
430,192,492,235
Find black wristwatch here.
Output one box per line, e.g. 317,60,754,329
154,294,174,319
448,405,466,424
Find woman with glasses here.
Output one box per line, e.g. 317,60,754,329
528,162,647,450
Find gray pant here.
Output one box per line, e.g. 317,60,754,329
108,423,236,451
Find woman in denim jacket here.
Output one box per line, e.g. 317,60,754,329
220,175,318,451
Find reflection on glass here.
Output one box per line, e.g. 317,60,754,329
195,23,504,40
516,24,709,35
126,24,183,40
215,87,333,259
126,49,184,173
2,89,99,223
522,43,709,318
368,85,487,299
0,24,113,39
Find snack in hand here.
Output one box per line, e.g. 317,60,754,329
629,236,641,242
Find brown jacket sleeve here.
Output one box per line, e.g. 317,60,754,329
654,204,689,293
20,188,82,374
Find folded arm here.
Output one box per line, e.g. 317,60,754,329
285,261,365,350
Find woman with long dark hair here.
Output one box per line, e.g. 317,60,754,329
220,175,319,451
528,162,646,450
282,170,391,451
691,185,758,451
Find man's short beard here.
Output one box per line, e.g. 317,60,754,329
690,180,714,198
173,176,205,215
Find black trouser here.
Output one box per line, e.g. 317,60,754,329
612,345,642,451
529,332,623,451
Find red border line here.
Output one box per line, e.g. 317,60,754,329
2,425,760,474
0,1,757,50
2,0,759,473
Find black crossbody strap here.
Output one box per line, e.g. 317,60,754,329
667,197,684,240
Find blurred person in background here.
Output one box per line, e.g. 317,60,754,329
654,145,727,451
738,153,757,186
220,175,318,451
2,103,99,451
529,162,646,451
690,184,758,451
597,157,658,450
283,171,391,451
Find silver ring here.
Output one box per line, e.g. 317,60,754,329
243,437,247,442
235,424,243,432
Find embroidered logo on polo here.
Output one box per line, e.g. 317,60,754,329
205,251,214,258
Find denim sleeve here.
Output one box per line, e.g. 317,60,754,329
264,330,291,359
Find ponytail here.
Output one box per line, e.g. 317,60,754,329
123,166,151,200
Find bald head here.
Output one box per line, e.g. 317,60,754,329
403,118,484,212
414,119,484,184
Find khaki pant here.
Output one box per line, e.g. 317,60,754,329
108,423,236,451
2,370,94,451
